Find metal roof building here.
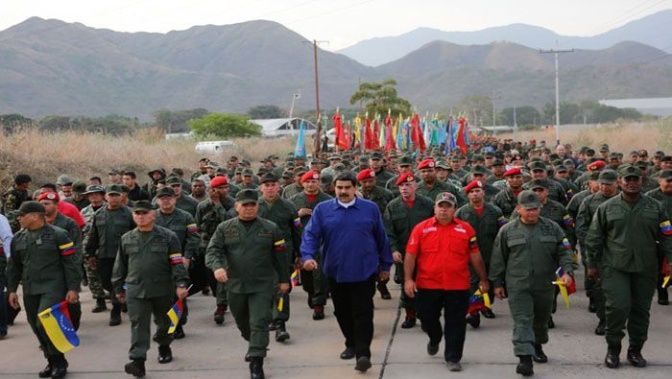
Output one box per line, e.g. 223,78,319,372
250,118,318,137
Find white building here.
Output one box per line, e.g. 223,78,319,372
250,118,318,138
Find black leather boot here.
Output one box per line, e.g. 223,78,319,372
516,355,534,376
627,346,647,368
605,345,621,369
250,357,265,379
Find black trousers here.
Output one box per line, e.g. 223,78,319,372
415,289,469,363
97,257,119,306
328,276,376,359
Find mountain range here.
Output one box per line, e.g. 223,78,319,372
0,15,671,120
338,10,672,66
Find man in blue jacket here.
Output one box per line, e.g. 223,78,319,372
301,171,392,373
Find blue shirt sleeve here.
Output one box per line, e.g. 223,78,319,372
0,215,13,257
372,206,393,272
300,204,322,262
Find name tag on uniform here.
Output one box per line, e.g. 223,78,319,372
422,227,437,234
454,225,467,234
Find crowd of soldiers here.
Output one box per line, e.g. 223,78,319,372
1,137,671,378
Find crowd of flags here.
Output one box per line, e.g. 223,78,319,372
295,109,479,158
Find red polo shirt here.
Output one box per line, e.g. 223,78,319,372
406,217,479,290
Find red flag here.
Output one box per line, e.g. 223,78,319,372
344,123,353,150
333,111,348,151
372,119,381,149
410,113,426,153
456,117,468,155
364,117,375,150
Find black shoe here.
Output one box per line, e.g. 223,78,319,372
427,342,439,356
626,347,647,368
173,325,185,340
158,345,172,364
124,359,146,377
377,283,392,300
214,304,226,325
312,305,325,320
250,357,265,379
547,316,555,329
466,313,481,329
38,361,52,378
50,366,67,379
92,298,107,313
605,346,620,369
658,288,669,305
516,355,534,376
340,347,356,360
401,317,416,329
109,306,121,326
533,344,548,363
594,320,606,336
275,322,290,342
201,287,210,296
355,356,372,372
481,308,496,319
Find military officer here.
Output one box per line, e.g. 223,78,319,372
163,176,199,217
112,200,189,378
155,187,199,339
383,172,434,328
385,155,414,196
84,184,135,326
6,201,81,379
370,152,394,188
1,173,32,232
206,189,290,379
493,168,524,219
80,185,108,313
585,165,672,369
645,169,672,305
490,191,574,376
416,159,467,207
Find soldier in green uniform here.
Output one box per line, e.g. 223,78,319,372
645,169,672,305
206,189,290,379
456,180,507,327
281,168,306,200
416,159,467,207
112,200,190,378
155,187,199,339
490,191,574,376
163,176,199,217
1,174,32,232
80,185,108,313
585,165,672,369
370,152,394,188
524,161,567,204
65,181,90,210
575,170,619,335
566,171,600,223
384,172,434,328
450,156,469,181
240,169,259,190
84,184,135,326
290,171,332,320
385,155,414,196
493,168,524,218
195,176,235,325
256,173,301,343
462,166,500,202
6,201,81,379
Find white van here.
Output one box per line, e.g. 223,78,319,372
195,140,237,154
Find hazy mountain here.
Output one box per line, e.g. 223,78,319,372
0,17,670,120
338,10,672,66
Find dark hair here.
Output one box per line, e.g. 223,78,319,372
90,176,102,182
123,171,137,179
15,174,32,185
40,183,57,191
333,171,358,186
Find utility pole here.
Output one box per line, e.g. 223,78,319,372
288,91,300,119
304,39,328,156
539,48,574,145
491,90,501,127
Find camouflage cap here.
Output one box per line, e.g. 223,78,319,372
435,192,457,206
472,165,488,175
528,161,547,171
589,170,601,181
398,155,413,166
106,184,124,195
156,187,176,198
166,176,181,185
83,184,106,195
56,175,75,186
242,168,254,176
18,201,46,216
132,200,156,212
598,169,618,184
259,173,279,184
600,144,610,152
435,160,450,170
72,181,87,193
555,165,568,173
235,189,259,204
529,179,549,190
370,152,384,160
517,190,542,210
659,170,672,180
618,165,642,178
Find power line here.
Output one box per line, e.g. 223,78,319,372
590,0,669,35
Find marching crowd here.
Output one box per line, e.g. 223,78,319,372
1,138,671,378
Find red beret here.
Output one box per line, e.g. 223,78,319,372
37,191,60,202
464,180,484,193
396,172,416,186
356,168,376,182
301,170,320,184
504,168,522,177
587,160,606,171
210,176,228,188
417,159,436,170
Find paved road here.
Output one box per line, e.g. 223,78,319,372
2,270,671,379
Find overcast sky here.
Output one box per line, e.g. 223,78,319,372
3,0,671,50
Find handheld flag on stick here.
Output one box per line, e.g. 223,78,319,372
475,289,492,309
553,267,576,309
167,299,184,334
467,290,488,316
294,121,306,158
663,276,670,288
662,257,670,288
38,301,80,353
291,268,301,288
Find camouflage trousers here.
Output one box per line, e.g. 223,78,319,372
84,259,106,299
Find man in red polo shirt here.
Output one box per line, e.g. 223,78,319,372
404,192,489,372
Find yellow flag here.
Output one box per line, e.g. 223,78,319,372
277,296,284,312
474,289,492,309
552,280,570,308
663,275,670,289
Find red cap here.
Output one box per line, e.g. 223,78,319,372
301,170,320,184
417,159,436,170
464,180,484,193
504,168,522,177
396,172,416,186
587,160,606,171
37,191,60,202
210,176,228,188
356,168,376,182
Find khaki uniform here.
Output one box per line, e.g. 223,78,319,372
80,204,106,300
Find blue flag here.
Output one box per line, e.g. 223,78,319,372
294,120,306,158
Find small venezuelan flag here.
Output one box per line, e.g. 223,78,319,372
38,301,80,353
660,220,672,236
290,268,301,288
167,299,184,334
